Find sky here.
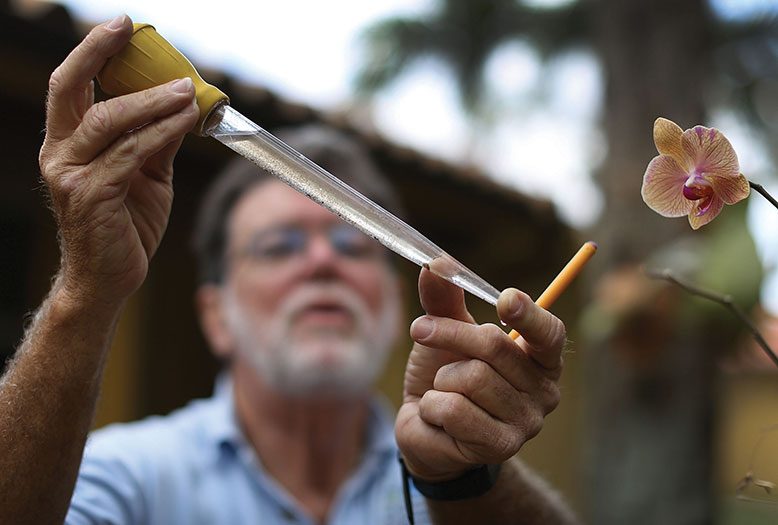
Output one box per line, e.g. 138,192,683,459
39,0,778,312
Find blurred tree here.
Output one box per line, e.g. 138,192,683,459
354,0,588,115
354,0,778,523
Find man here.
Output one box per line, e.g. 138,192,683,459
0,15,576,525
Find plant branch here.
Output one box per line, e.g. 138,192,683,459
736,424,778,505
750,181,778,211
645,268,778,369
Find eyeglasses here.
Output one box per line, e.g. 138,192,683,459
234,223,386,264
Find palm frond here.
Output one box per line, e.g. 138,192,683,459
353,18,434,95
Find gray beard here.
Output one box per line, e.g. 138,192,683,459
224,280,400,400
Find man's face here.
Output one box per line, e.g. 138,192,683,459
220,180,401,398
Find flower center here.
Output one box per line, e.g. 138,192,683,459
682,175,713,201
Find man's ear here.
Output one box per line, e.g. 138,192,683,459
195,284,234,359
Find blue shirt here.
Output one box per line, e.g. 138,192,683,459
66,378,429,524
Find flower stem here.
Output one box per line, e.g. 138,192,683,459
646,268,778,369
749,181,778,211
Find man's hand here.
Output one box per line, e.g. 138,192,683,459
38,14,198,307
396,268,566,482
0,17,198,524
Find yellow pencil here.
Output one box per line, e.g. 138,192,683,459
509,241,598,340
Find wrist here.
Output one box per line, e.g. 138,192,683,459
56,269,130,313
51,273,127,325
14,273,127,384
398,451,471,484
400,456,502,501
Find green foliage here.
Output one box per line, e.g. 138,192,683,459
661,201,763,331
696,200,762,310
353,0,587,116
354,0,778,136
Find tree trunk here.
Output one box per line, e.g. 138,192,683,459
585,1,717,523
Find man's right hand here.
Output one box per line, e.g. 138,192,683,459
38,14,198,307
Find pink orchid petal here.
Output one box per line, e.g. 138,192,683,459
709,172,751,205
642,154,692,217
681,126,740,180
653,118,690,169
688,195,725,230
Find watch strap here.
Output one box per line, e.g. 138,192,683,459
399,455,501,504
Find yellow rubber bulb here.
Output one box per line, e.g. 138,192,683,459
97,23,229,136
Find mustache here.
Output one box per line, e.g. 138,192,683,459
280,283,371,326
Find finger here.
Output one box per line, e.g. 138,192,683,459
418,390,526,463
411,315,558,390
433,359,551,424
67,78,196,164
418,267,474,323
123,134,189,255
395,403,466,478
497,288,566,370
95,99,198,185
46,15,133,141
143,134,188,182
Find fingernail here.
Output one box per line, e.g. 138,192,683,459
170,78,194,94
504,290,523,318
106,14,127,31
411,317,434,340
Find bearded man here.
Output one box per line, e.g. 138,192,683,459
0,16,578,525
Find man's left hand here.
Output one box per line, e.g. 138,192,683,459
396,268,566,482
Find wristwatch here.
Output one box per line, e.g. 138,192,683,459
407,462,502,501
398,455,502,524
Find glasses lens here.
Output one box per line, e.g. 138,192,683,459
246,228,306,261
330,225,378,258
241,224,382,263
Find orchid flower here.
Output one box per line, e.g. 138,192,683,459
641,117,750,229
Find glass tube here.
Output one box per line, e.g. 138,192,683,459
205,104,501,306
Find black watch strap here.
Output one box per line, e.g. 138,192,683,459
399,455,501,503
399,456,502,524
410,463,502,501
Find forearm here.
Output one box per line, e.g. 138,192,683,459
427,457,579,525
0,276,123,524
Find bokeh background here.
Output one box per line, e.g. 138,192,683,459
2,0,778,523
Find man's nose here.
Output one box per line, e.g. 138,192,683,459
301,232,340,274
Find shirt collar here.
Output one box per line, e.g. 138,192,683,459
198,372,244,455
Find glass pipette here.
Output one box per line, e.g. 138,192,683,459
204,105,501,305
97,23,501,305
